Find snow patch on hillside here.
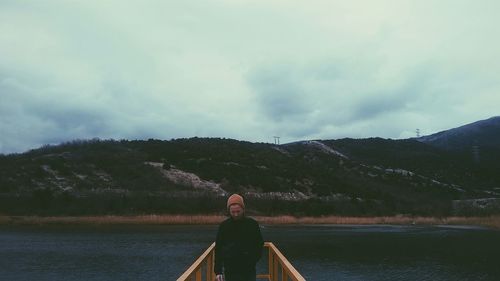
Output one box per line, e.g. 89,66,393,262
144,162,227,195
272,146,291,156
246,191,310,201
302,141,348,159
40,165,74,192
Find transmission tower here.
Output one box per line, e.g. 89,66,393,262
472,145,480,163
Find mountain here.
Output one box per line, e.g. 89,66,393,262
1,118,500,217
416,116,500,150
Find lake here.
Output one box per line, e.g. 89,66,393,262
1,224,499,281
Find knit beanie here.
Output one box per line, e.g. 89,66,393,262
227,194,245,209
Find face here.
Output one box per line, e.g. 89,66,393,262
229,204,244,220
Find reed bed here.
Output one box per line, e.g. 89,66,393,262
0,215,226,225
0,215,10,224
1,215,499,229
254,215,500,229
255,215,422,225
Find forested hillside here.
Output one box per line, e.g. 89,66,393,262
1,130,499,217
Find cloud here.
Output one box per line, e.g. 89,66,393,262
247,63,312,122
1,1,500,153
246,58,437,139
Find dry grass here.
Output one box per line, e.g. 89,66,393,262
254,215,500,228
0,215,10,224
442,216,500,229
0,215,499,229
0,215,226,225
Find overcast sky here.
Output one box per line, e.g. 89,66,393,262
1,0,499,154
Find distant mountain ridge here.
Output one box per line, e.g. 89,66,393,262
416,116,500,150
1,117,499,216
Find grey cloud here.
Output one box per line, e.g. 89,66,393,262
349,79,427,123
246,61,359,140
2,1,500,153
36,108,109,136
246,60,441,140
1,76,111,152
248,64,313,122
351,94,407,121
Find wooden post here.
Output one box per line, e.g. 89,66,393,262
195,267,202,281
273,254,279,281
281,267,287,281
268,246,274,281
206,252,213,281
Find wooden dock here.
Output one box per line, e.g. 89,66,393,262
177,242,306,281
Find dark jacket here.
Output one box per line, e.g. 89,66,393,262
214,216,264,275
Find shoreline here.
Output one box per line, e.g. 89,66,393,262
1,215,499,229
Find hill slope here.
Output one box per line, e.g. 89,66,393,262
1,119,500,216
417,116,500,150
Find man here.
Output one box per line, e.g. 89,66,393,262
214,194,264,281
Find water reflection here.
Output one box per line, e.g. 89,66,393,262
0,224,499,281
263,225,500,281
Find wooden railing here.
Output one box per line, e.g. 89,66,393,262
176,242,306,281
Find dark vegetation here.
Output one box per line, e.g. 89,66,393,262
1,117,499,217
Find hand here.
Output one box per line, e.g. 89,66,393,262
216,274,224,281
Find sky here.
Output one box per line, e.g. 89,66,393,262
1,0,500,154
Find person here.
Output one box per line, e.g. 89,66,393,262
214,194,264,281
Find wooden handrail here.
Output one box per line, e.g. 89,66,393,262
176,242,306,281
176,242,215,281
265,242,306,281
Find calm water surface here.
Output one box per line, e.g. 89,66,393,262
1,224,499,281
